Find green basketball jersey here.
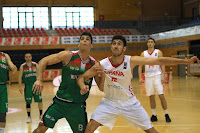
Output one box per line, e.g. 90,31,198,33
0,52,8,83
22,62,37,85
56,50,96,103
0,52,8,94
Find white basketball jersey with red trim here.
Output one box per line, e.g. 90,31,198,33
100,55,139,106
144,49,161,77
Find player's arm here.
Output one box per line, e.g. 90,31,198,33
36,63,39,69
138,52,144,83
94,63,105,92
158,50,165,84
77,63,103,95
5,54,17,73
130,56,199,67
18,65,24,94
33,50,72,94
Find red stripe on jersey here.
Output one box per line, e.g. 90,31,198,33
147,49,155,55
23,63,36,70
70,58,82,66
72,51,79,56
108,56,124,68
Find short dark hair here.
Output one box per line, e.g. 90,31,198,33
111,35,126,46
25,53,32,56
80,32,93,44
147,37,155,43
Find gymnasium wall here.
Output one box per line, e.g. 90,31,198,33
0,0,95,6
183,0,200,18
141,0,181,19
0,0,182,21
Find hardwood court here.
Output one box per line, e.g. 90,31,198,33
4,77,200,133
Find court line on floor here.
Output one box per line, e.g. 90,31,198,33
166,97,200,103
114,124,200,127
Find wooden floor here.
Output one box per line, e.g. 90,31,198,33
4,77,200,133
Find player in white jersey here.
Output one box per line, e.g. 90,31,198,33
77,35,199,133
138,38,171,122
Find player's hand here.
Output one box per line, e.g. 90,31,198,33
95,62,105,77
32,79,43,95
139,77,143,84
19,87,23,94
11,65,17,74
188,56,199,64
80,85,89,95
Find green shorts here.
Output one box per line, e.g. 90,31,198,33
40,97,88,133
0,85,8,113
24,84,42,104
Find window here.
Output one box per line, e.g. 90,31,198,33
52,7,94,29
2,6,94,29
3,7,49,29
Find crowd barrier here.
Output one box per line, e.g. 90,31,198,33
0,35,149,46
190,64,200,73
9,69,61,83
151,25,200,41
0,36,60,46
61,35,150,44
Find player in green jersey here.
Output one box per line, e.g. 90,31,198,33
32,32,103,133
0,52,17,133
18,53,43,123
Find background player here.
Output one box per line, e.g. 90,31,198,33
138,38,171,122
18,53,43,123
0,52,17,133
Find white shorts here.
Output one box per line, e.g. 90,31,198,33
145,74,163,96
91,100,153,130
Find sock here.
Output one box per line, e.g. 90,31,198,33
164,109,168,115
27,112,31,117
39,110,43,116
0,128,5,133
151,109,156,116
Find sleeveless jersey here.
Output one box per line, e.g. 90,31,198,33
100,55,139,107
144,49,161,77
0,52,8,83
22,62,37,85
56,50,96,103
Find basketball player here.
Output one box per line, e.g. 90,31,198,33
138,38,171,122
76,35,199,133
32,32,103,133
0,52,17,133
18,53,43,123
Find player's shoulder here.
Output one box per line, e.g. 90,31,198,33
156,49,163,54
21,62,26,66
89,56,96,64
155,49,162,52
0,52,7,55
140,51,145,56
32,61,37,65
99,57,109,65
61,50,72,55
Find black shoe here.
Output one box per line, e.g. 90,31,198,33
165,114,171,122
151,115,158,122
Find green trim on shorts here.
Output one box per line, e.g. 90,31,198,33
41,97,88,132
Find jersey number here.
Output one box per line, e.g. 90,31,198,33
111,77,117,82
